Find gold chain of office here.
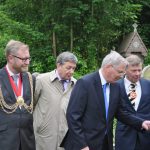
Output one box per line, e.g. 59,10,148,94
0,72,33,114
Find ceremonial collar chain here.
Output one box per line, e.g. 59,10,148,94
0,72,33,114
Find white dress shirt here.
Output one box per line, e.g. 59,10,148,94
55,70,69,91
6,65,23,96
99,69,110,106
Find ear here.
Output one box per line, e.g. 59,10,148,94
8,55,14,63
57,63,61,68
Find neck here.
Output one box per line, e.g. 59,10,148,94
7,64,18,74
101,68,108,82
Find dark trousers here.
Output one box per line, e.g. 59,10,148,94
19,143,22,150
102,135,109,150
135,136,141,150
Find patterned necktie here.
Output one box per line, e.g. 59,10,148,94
128,83,137,107
103,83,109,119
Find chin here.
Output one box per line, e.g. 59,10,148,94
21,68,28,72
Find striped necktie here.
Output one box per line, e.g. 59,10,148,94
61,80,66,92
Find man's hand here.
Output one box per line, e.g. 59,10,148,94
81,146,90,150
142,120,150,130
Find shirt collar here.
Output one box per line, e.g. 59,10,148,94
55,70,61,81
99,69,107,86
55,70,70,83
124,76,140,87
6,65,20,77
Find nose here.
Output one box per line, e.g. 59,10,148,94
24,59,30,65
70,68,75,74
135,70,141,76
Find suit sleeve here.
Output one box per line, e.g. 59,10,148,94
115,85,144,131
66,78,88,149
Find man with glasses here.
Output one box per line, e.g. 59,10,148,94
33,51,78,150
63,51,150,150
0,40,35,150
115,55,150,150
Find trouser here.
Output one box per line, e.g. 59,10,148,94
102,134,109,150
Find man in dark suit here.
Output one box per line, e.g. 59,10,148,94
63,51,150,150
115,55,150,150
0,40,36,150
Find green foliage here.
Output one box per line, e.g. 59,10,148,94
0,0,150,77
30,50,55,73
144,49,150,66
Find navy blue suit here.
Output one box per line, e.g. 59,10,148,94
115,78,150,150
0,67,35,150
63,72,143,150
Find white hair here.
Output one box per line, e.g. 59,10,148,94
101,51,128,67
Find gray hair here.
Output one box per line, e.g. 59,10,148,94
101,51,128,67
5,40,29,57
126,55,142,66
56,51,78,64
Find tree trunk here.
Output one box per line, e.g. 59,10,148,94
70,22,73,52
52,30,57,57
91,1,94,18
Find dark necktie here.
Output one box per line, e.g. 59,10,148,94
103,83,109,119
128,83,137,107
61,80,66,92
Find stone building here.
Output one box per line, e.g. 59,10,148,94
118,23,147,61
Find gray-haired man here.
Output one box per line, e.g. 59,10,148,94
63,51,150,150
33,51,78,150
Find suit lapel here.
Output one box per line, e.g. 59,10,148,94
22,73,27,99
120,79,135,110
94,72,106,120
0,68,16,101
137,79,144,111
22,73,32,102
109,83,116,106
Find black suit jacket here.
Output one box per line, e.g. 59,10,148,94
115,78,150,150
0,67,35,150
64,71,143,150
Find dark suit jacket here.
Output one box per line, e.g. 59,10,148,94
64,71,143,150
115,78,150,150
0,67,35,150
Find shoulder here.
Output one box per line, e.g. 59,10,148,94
35,71,56,85
36,71,53,80
76,71,99,87
82,71,99,81
0,67,6,75
109,79,123,91
140,78,150,85
37,72,50,79
116,78,124,84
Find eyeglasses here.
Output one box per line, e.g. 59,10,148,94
12,55,31,62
